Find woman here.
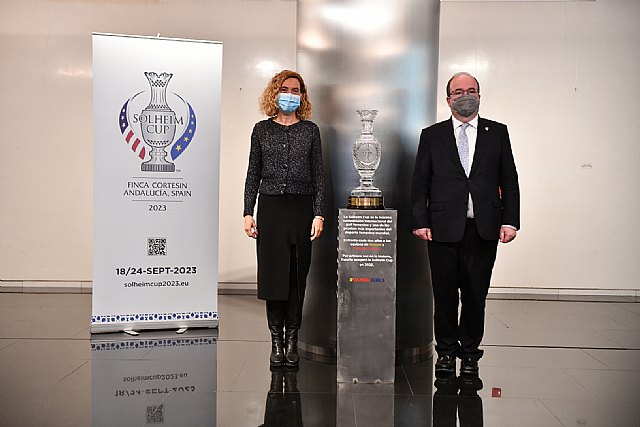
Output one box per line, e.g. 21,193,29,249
243,70,325,368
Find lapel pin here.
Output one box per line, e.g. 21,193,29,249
485,127,489,131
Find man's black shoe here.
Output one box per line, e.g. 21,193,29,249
435,355,456,377
460,357,479,378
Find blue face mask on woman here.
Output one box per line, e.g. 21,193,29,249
277,93,301,114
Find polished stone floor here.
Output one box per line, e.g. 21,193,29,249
0,293,639,426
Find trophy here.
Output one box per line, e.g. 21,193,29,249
348,110,384,209
140,72,176,172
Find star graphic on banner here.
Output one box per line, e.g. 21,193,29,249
170,102,196,161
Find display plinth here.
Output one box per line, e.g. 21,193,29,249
337,208,397,384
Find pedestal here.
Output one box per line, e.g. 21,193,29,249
297,0,437,364
337,208,397,383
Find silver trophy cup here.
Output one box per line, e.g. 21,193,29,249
348,109,384,209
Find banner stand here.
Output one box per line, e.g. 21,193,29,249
92,33,222,334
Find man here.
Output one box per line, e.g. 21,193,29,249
411,72,520,378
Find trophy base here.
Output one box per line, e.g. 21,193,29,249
347,196,384,209
141,163,175,172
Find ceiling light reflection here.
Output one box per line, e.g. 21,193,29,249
57,67,92,78
255,60,280,77
320,2,395,36
298,28,331,51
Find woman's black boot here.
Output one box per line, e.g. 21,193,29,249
284,328,299,367
284,297,302,367
266,301,285,367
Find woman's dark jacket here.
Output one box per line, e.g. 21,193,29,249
243,119,325,217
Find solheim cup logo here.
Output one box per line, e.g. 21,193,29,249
140,72,176,172
119,72,197,171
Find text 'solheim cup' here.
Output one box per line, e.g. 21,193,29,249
348,110,384,209
140,72,176,172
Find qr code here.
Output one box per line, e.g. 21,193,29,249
146,404,164,424
148,238,167,256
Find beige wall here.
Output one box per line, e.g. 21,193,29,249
0,0,297,284
1,0,638,291
438,0,640,289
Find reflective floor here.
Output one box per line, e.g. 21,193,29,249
0,293,639,426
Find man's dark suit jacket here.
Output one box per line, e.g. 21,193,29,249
411,117,520,242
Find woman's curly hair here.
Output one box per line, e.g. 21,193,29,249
259,70,312,120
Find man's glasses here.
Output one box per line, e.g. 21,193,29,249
450,88,478,97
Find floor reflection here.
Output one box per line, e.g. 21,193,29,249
261,368,303,427
433,373,484,427
91,330,217,427
90,330,439,427
2,295,638,426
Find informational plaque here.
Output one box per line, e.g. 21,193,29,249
337,208,397,383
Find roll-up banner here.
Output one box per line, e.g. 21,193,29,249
92,33,222,333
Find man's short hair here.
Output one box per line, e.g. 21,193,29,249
446,72,480,97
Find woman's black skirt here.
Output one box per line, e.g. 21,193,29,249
256,194,314,301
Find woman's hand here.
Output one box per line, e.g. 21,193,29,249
244,215,258,239
310,216,324,241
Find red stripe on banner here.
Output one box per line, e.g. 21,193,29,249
125,130,134,143
139,146,146,160
132,138,140,151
